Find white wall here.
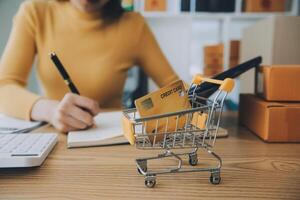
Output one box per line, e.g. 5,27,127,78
146,18,192,91
0,0,23,53
0,0,40,93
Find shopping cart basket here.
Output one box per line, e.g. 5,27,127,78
122,75,235,188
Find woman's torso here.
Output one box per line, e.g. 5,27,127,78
31,0,145,108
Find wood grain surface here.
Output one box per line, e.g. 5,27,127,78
0,112,299,200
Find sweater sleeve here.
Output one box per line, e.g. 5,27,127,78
135,18,179,88
0,1,41,120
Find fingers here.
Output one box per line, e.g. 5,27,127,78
67,106,94,126
58,113,88,132
64,93,100,116
50,93,101,132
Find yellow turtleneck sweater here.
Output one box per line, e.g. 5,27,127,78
0,0,178,120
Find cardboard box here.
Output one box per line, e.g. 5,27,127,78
144,0,167,11
229,57,239,68
239,94,300,142
255,65,300,101
204,44,224,65
204,57,223,66
230,40,240,58
229,40,240,68
240,16,300,93
243,0,286,12
204,67,223,77
204,44,223,56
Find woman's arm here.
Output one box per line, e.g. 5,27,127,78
31,94,100,132
0,2,100,132
135,18,179,88
0,2,41,120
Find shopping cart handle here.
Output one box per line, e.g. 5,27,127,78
191,74,235,93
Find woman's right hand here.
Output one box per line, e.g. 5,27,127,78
31,93,100,133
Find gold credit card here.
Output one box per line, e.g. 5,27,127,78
135,80,191,143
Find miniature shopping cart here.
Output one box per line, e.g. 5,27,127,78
122,75,234,188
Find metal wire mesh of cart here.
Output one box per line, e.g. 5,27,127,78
122,75,235,188
124,95,224,149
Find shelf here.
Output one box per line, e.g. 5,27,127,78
228,12,297,19
140,12,190,18
141,11,297,20
136,0,298,20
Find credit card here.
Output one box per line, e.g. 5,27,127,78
135,80,191,143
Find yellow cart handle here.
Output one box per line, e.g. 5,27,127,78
191,74,235,93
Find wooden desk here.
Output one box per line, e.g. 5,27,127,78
0,113,299,200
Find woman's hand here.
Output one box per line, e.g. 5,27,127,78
31,93,100,133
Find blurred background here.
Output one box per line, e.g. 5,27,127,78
0,0,299,109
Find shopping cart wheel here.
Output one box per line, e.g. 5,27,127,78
188,153,198,166
210,172,221,185
145,175,156,188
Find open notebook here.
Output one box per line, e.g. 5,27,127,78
67,111,128,148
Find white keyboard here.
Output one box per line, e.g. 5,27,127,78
0,133,58,168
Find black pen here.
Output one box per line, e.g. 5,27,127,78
50,52,95,128
50,52,80,95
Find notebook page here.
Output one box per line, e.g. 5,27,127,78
67,111,124,147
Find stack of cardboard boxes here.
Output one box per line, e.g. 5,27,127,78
203,44,224,77
239,66,300,142
203,41,240,76
239,16,300,142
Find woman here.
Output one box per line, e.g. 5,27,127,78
0,0,178,132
